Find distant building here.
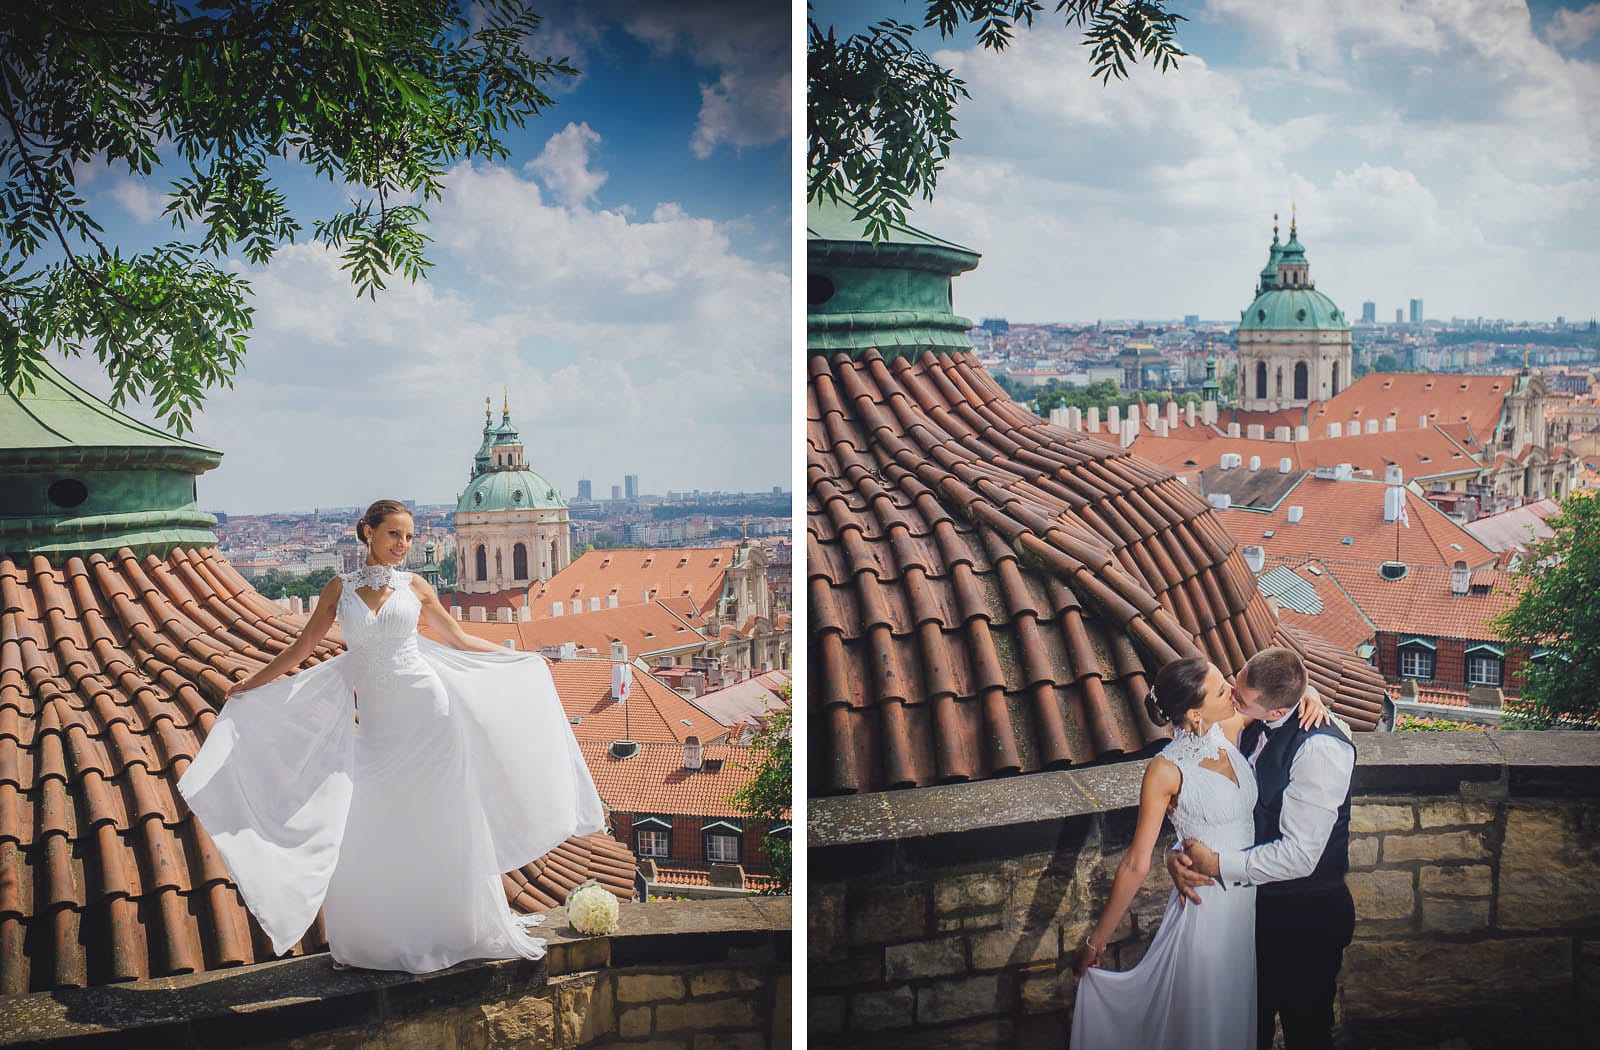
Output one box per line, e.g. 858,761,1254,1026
611,484,623,501
454,394,570,596
1396,308,1404,324
1361,300,1376,323
1410,298,1424,324
578,478,592,501
1236,213,1352,410
1184,314,1200,327
625,474,639,499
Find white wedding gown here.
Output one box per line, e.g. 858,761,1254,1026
1070,723,1258,1049
177,569,607,972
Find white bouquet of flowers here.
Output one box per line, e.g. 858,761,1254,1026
566,880,620,936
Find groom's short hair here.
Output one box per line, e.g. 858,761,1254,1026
1242,647,1307,711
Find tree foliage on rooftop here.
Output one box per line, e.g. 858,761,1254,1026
728,702,792,894
808,1,1184,239
1494,492,1600,729
0,0,574,433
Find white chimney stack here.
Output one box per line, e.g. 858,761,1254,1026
1221,453,1242,470
1249,456,1261,472
1247,424,1265,440
683,735,704,771
1167,401,1179,429
1385,464,1404,486
1418,414,1430,429
1348,419,1360,437
607,594,619,609
611,640,628,663
470,606,487,622
1228,422,1241,438
1049,407,1070,428
551,602,564,617
451,606,463,621
1384,416,1397,432
1208,493,1232,510
497,607,512,623
1383,486,1406,523
1279,457,1293,474
1366,419,1380,435
1287,506,1304,524
1327,422,1342,439
1274,426,1291,442
1451,561,1470,595
1088,406,1101,432
1107,405,1121,430
1147,403,1160,427
1202,401,1218,426
1242,545,1266,574
1186,402,1197,427
1296,425,1309,442
569,599,582,615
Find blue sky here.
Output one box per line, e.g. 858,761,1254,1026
63,0,790,515
812,0,1600,326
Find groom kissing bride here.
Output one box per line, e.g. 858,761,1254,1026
1069,647,1356,1050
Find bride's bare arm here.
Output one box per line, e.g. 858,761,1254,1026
1071,756,1183,976
226,576,343,698
411,577,505,653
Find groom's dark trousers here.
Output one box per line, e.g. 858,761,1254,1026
1241,717,1356,1050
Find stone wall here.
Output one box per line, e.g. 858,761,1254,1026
809,732,1600,1049
0,899,790,1050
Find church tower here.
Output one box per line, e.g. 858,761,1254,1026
454,393,571,595
1236,213,1352,412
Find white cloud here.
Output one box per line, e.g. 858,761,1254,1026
107,178,165,223
526,121,608,206
1546,3,1600,48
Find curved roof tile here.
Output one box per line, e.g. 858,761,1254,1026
809,349,1389,795
0,547,632,993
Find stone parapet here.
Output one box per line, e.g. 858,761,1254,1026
0,898,791,1050
809,732,1600,1049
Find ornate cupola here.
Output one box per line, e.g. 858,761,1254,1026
455,392,569,594
1237,211,1353,411
806,196,981,359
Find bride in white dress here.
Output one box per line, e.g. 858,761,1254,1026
178,499,606,972
1068,657,1326,1049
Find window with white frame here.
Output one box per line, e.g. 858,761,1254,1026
1467,654,1503,686
636,829,669,858
1399,645,1435,680
705,834,741,863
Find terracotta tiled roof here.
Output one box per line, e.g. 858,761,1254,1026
0,547,632,994
419,599,709,659
1462,498,1559,551
1216,475,1497,569
1256,556,1376,654
529,547,734,620
1314,373,1515,445
687,671,791,728
440,589,525,614
1132,424,1481,483
808,349,1389,795
503,833,635,912
546,658,718,744
577,740,776,820
1317,559,1526,639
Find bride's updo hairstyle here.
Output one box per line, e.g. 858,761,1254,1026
1142,657,1213,728
356,499,413,544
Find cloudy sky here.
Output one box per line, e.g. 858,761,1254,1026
813,0,1600,327
62,0,790,515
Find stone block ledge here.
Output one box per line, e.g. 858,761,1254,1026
808,731,1600,872
0,897,791,1049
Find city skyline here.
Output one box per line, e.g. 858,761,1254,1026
54,0,790,516
813,0,1600,326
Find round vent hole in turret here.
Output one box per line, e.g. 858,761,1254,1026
48,479,88,508
808,274,835,306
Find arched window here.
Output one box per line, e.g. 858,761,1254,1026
550,540,559,575
1255,361,1267,400
513,543,529,580
1294,362,1309,400
1332,361,1342,396
474,544,487,582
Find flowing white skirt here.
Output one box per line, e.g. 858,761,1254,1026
1070,880,1257,1049
177,637,606,971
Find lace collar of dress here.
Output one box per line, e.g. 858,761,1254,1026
344,563,409,591
1162,721,1227,765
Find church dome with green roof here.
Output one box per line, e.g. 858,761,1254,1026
1235,213,1354,410
457,467,564,514
1239,286,1347,331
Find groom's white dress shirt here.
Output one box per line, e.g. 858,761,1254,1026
1217,711,1355,888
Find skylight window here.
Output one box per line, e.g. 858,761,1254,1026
1341,537,1354,545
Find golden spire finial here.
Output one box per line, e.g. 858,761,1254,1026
1290,202,1297,236
1272,212,1278,241
502,385,509,417
484,395,491,425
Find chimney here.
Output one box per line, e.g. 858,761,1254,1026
1365,419,1380,435
307,596,318,613
1385,464,1404,486
1202,401,1218,425
642,589,652,604
1279,457,1293,474
1107,405,1121,431
588,597,601,612
289,596,304,615
569,599,582,615
611,640,629,663
1335,463,1354,480
518,605,532,622
1248,456,1261,472
1155,420,1169,437
1121,419,1138,448
1220,453,1242,470
607,594,619,609
1383,416,1397,432
1186,402,1197,427
1327,422,1342,439
1383,486,1406,523
1418,414,1430,429
470,606,487,622
1228,422,1242,438
1347,419,1360,437
1295,425,1309,442
1087,406,1101,432
1287,505,1304,523
1242,545,1266,574
1147,403,1159,427
496,607,513,623
1247,424,1265,440
1049,407,1070,428
551,601,565,617
1451,560,1470,595
683,735,704,771
1167,401,1179,429
1208,493,1231,510
451,606,463,621
1274,426,1291,442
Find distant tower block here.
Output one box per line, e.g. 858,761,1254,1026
1236,211,1352,412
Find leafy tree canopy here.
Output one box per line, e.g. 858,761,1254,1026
1495,492,1600,728
1,0,573,432
729,703,792,894
809,1,1184,238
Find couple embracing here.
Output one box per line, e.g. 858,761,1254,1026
1069,647,1357,1050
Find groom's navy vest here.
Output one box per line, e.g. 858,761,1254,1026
1252,718,1354,898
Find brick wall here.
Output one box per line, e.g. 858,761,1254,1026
611,812,775,873
809,732,1600,1049
1377,631,1532,693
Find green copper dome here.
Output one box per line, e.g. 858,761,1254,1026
457,468,565,514
1239,287,1348,331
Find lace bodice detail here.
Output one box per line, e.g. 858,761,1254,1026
1160,723,1258,851
337,568,421,667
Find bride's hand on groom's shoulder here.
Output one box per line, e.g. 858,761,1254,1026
1297,686,1332,727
